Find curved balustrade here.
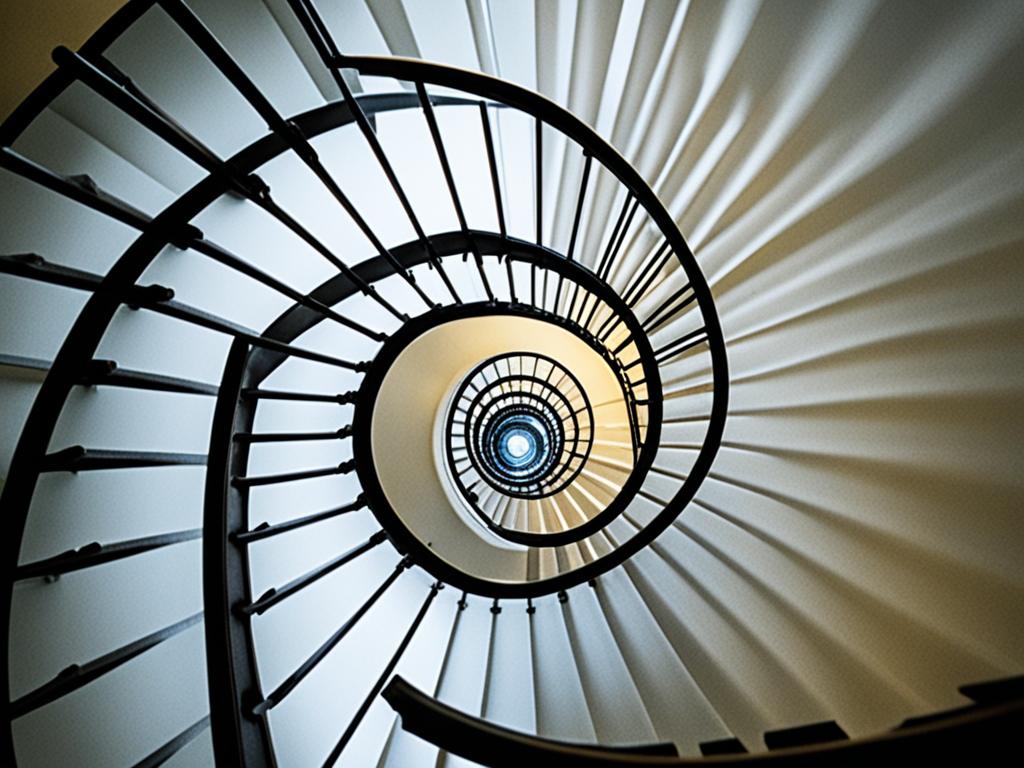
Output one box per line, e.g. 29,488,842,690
384,675,1024,767
2,1,1021,767
444,351,599,538
0,0,724,758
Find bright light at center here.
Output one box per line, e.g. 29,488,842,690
506,434,531,458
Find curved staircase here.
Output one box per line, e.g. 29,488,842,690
2,1,1023,766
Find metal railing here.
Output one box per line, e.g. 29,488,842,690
444,352,598,538
0,0,729,765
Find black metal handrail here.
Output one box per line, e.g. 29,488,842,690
383,675,680,766
384,675,1024,767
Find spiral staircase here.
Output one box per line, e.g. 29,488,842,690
2,1,1023,766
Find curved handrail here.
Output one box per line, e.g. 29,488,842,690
382,675,679,766
383,675,1024,767
352,300,662,594
203,338,277,766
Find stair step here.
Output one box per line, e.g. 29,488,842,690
561,582,657,744
596,566,733,754
529,592,596,742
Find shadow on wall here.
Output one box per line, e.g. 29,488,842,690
618,0,1024,736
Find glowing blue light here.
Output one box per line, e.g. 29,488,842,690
505,433,531,458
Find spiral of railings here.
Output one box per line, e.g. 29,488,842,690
444,351,599,539
5,2,1013,767
449,352,595,500
0,0,726,760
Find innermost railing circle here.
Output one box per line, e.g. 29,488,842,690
481,406,560,483
447,351,593,504
489,414,548,472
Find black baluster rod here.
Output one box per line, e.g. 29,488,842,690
152,297,366,370
243,189,413,321
186,236,387,341
535,116,543,249
570,192,630,320
285,0,460,305
131,716,211,768
239,531,388,616
4,142,385,340
0,252,165,306
640,283,697,335
0,353,49,378
596,197,640,283
15,528,202,581
4,151,380,341
232,459,356,488
287,183,428,309
653,330,710,366
566,286,597,333
51,46,262,198
479,101,517,302
583,200,641,332
620,238,673,307
321,582,443,767
155,0,424,317
332,78,452,306
596,239,672,341
585,292,614,342
8,248,355,377
530,117,543,307
556,152,592,316
653,326,709,359
570,193,633,325
1,256,368,374
0,147,156,233
233,496,367,544
157,0,283,134
82,359,219,396
242,388,356,404
251,559,411,716
416,82,493,301
331,80,459,307
477,101,513,299
233,425,352,443
609,330,636,357
38,446,206,473
477,103,508,240
622,327,707,372
9,612,202,718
